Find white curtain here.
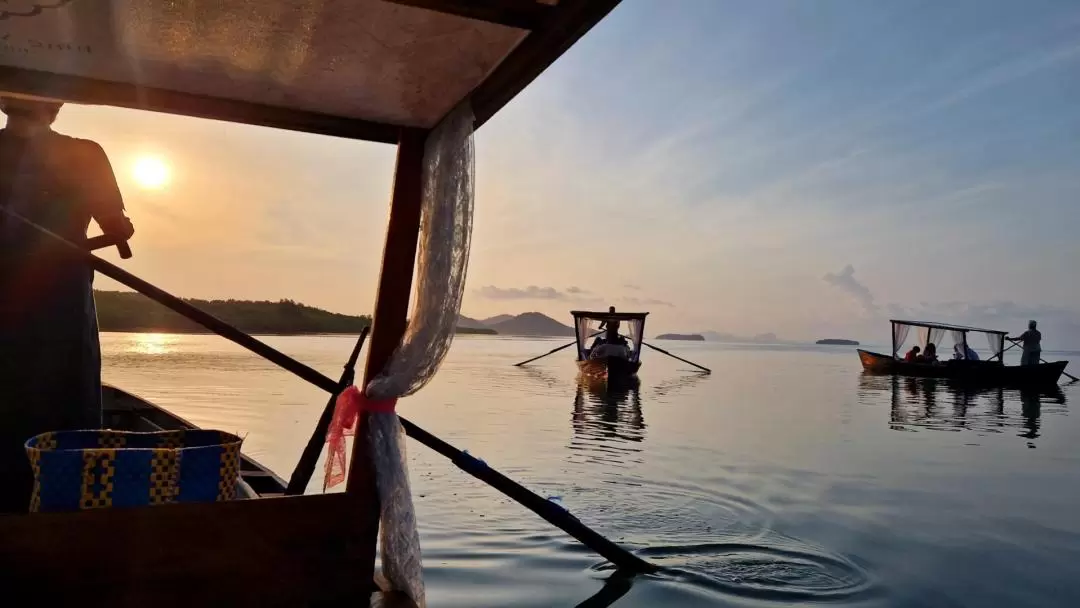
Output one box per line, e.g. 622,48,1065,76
950,330,967,358
576,317,596,359
986,333,1005,359
892,323,911,355
625,318,644,361
324,100,475,607
917,327,945,348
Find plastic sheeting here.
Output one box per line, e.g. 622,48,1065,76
324,100,475,607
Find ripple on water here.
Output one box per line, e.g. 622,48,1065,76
634,540,877,603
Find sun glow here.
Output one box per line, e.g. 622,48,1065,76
132,156,170,189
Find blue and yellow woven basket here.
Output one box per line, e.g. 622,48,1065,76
25,429,243,513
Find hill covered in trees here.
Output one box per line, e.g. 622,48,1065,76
94,290,373,335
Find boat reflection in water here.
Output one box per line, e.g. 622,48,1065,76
858,372,1067,445
571,374,645,456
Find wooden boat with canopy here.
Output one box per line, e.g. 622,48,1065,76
573,308,647,382
0,1,656,606
857,319,1068,387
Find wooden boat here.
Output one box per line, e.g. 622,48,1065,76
102,385,287,499
0,1,625,605
857,319,1069,388
573,309,648,381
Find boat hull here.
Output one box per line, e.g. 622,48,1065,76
577,356,641,381
857,349,1067,387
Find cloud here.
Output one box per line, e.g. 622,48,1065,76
476,285,600,303
621,296,675,308
823,264,878,314
624,284,642,291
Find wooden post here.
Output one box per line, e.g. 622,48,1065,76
345,128,427,595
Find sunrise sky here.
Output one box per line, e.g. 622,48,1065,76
37,0,1080,344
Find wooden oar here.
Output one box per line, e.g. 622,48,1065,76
642,341,711,374
1007,339,1079,382
2,207,657,574
285,326,369,495
513,331,603,366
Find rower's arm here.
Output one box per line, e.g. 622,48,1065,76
82,140,134,240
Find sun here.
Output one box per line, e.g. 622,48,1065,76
132,156,170,189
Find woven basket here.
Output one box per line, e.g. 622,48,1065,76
25,429,243,513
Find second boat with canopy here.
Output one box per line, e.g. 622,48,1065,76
573,308,647,381
857,319,1068,387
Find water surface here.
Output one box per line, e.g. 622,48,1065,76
102,334,1080,607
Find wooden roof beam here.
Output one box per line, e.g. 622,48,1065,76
0,65,402,144
380,0,554,30
470,0,621,126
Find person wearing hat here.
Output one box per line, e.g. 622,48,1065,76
0,96,134,512
1009,321,1042,366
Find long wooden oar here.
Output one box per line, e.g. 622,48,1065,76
642,341,711,374
1007,339,1079,382
285,326,369,495
3,208,657,574
514,339,578,366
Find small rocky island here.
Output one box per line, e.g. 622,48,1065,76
816,338,860,346
656,333,706,341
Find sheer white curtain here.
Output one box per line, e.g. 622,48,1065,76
892,323,911,355
625,318,644,361
917,327,945,348
322,101,475,607
950,330,967,358
986,333,1005,359
576,317,596,359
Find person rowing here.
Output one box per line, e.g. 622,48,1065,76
1009,320,1042,366
0,96,134,512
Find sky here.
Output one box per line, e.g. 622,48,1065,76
28,0,1080,345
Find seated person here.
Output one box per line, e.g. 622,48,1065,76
590,342,631,360
923,342,938,363
904,345,921,362
953,343,980,361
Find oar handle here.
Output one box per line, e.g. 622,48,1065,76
85,233,133,259
643,341,712,374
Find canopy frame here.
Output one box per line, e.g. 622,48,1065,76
890,319,1007,362
571,309,648,363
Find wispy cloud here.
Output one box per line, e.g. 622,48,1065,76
823,265,878,314
623,284,642,291
475,285,599,302
621,296,674,308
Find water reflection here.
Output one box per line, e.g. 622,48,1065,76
858,373,1067,443
572,374,645,447
128,332,178,355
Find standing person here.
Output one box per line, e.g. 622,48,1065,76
1010,321,1042,366
0,96,134,512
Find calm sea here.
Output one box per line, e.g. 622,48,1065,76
101,333,1080,607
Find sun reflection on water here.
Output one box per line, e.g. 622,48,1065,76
129,333,176,355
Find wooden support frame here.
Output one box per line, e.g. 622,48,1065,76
0,494,376,607
380,0,554,30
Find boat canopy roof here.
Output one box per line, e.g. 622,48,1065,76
890,319,1007,336
571,310,649,322
0,0,619,142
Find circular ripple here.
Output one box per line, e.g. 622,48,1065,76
639,541,877,602
572,480,775,546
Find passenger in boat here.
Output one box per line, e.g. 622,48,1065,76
953,343,980,361
0,97,134,512
904,345,921,362
1010,321,1042,366
923,342,939,363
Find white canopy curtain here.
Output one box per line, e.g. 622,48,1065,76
917,326,946,349
576,317,599,359
892,323,911,355
624,318,645,362
950,330,968,359
986,333,1005,360
322,100,475,607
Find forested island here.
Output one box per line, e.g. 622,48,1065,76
94,290,495,335
656,333,706,341
816,338,860,346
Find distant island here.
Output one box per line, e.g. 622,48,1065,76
816,338,860,346
655,333,705,341
698,330,796,345
94,290,494,335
